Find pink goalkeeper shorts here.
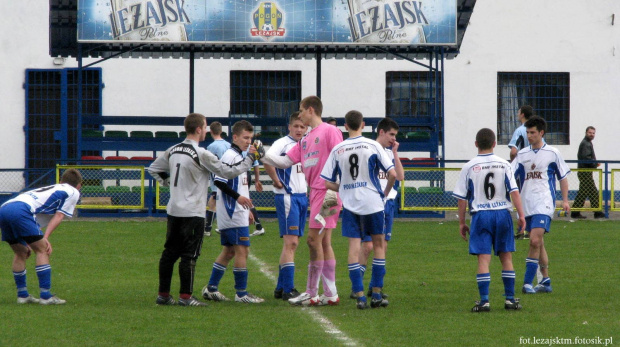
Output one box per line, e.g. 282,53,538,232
308,189,342,230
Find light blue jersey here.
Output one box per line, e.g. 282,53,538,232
207,139,231,191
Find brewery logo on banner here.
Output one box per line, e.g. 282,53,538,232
108,0,190,41
250,2,286,40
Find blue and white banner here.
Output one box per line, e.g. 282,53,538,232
78,0,457,46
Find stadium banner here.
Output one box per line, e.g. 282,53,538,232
77,0,457,46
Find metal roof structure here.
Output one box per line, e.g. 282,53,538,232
50,0,476,60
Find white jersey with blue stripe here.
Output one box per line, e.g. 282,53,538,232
266,135,307,195
511,144,570,218
453,154,518,213
321,136,394,215
379,148,399,200
215,146,250,230
4,183,80,217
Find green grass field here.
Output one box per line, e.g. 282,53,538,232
1,219,618,346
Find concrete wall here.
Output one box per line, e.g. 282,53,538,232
1,0,619,168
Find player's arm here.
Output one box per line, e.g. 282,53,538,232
148,154,171,186
200,149,254,179
262,152,295,169
509,147,518,162
263,163,283,189
214,179,252,209
509,190,526,234
41,211,66,255
391,142,405,181
559,177,570,213
457,199,469,241
384,168,396,197
253,165,263,192
324,181,339,192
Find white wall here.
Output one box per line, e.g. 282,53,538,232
1,0,619,169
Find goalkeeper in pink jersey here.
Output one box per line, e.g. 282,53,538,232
262,96,344,306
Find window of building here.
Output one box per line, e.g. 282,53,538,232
497,72,570,145
386,71,442,119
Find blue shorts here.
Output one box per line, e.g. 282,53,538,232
469,209,515,256
526,214,551,233
275,193,308,238
342,208,385,239
220,226,250,247
362,199,395,242
0,202,42,245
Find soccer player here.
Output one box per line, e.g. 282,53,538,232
263,112,308,301
453,128,526,312
262,96,344,306
202,120,265,304
511,116,570,295
204,121,230,237
354,117,404,299
149,113,262,307
0,168,82,305
321,110,396,309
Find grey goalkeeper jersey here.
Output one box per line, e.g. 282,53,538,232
148,139,254,217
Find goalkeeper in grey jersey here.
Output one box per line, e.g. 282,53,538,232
148,113,264,306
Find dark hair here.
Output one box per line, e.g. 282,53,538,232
184,113,205,134
232,120,254,136
376,117,399,134
585,126,596,133
210,121,223,135
475,128,495,150
519,105,534,120
344,110,364,131
61,168,82,188
524,116,546,134
325,117,337,125
300,96,323,116
289,111,301,124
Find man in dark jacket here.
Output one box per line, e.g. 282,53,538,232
571,126,604,219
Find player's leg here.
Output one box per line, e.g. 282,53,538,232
351,239,372,299
232,229,264,303
204,228,236,301
205,192,217,236
9,242,39,304
26,237,65,305
280,235,300,299
277,194,305,300
495,210,521,309
342,209,365,309
365,211,387,309
158,216,182,304
320,229,339,302
249,207,265,235
177,217,206,306
523,216,548,293
534,242,552,293
468,212,492,312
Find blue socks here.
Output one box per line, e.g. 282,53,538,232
348,263,364,293
502,270,515,300
477,273,490,303
524,258,539,285
35,264,52,300
233,267,248,297
13,269,29,298
279,262,295,293
371,258,386,289
208,263,226,289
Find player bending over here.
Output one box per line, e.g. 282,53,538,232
321,110,396,309
454,128,525,312
0,168,82,305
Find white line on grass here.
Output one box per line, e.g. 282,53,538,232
248,254,361,347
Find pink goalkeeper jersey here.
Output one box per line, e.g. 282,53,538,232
286,122,343,191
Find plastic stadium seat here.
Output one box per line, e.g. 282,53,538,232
159,186,170,193
179,131,187,138
82,129,103,137
105,130,129,138
81,186,106,194
362,132,374,138
131,186,145,193
106,186,131,193
404,187,418,194
412,157,437,166
155,131,178,138
418,187,443,194
396,132,406,139
105,156,129,161
220,132,227,138
130,156,155,161
130,131,154,138
81,155,104,161
406,131,431,140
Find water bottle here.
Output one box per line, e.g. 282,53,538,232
557,210,567,217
